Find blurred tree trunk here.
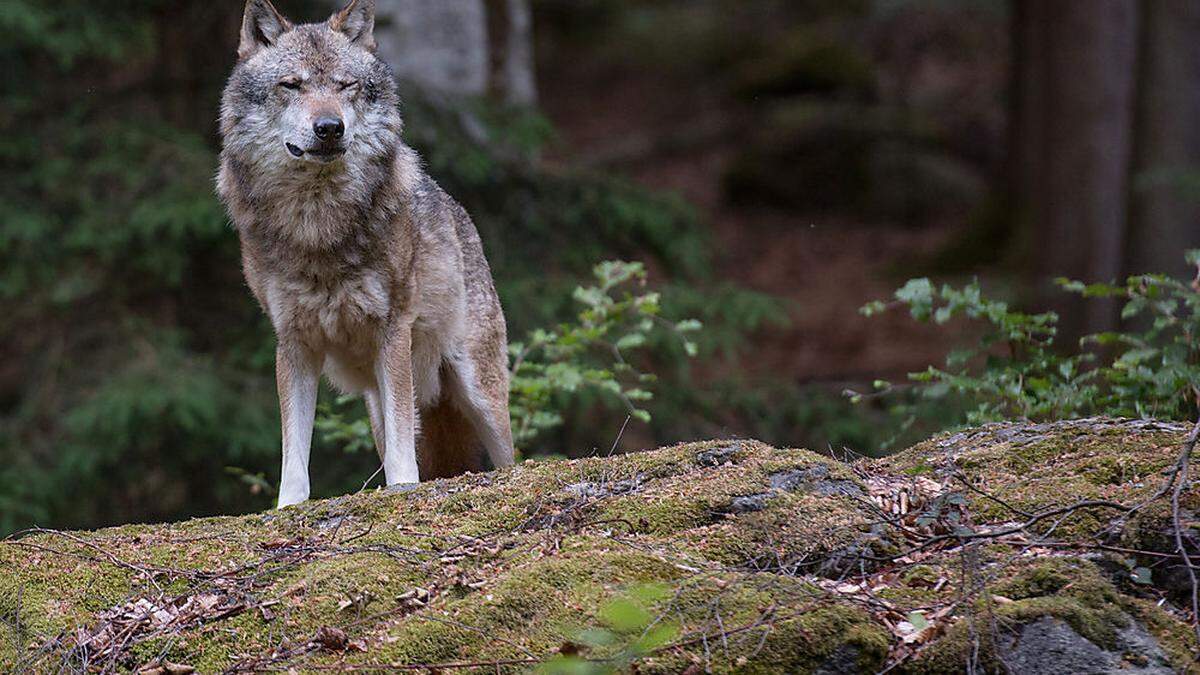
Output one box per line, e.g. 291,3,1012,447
1128,0,1200,278
486,0,537,106
373,0,490,96
1010,0,1138,337
1006,0,1048,262
366,0,537,106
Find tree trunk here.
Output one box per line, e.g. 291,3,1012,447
1006,0,1049,269
1012,0,1138,337
372,0,490,97
486,0,537,106
1128,0,1200,278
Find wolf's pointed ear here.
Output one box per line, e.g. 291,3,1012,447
329,0,376,51
238,0,293,60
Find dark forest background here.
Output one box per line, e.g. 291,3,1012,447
2,0,1198,534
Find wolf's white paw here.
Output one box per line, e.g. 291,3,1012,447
277,490,309,508
386,482,420,494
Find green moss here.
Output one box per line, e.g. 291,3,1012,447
4,422,1199,672
901,565,940,588
597,496,713,535
369,550,682,666
752,605,889,673
1124,596,1200,671
991,559,1124,645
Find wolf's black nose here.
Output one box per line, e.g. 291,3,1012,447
313,117,345,140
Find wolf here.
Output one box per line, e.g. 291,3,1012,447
217,0,515,507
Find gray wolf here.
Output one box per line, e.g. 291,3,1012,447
217,0,514,507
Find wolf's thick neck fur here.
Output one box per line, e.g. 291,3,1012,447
221,141,421,256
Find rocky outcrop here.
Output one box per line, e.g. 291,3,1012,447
1,418,1197,672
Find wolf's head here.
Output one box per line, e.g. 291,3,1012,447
220,0,400,173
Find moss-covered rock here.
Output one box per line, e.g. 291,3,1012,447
1,420,1198,672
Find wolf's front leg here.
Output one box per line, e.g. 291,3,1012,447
376,319,421,487
276,343,321,508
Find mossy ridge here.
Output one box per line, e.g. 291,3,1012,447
2,423,1199,672
880,417,1191,542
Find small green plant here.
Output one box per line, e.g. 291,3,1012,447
314,260,700,454
538,583,679,674
509,260,700,445
1059,254,1200,419
855,251,1200,435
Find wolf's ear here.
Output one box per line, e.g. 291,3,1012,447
238,0,293,60
329,0,376,51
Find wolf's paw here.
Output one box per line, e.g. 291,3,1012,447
386,482,420,494
277,490,310,509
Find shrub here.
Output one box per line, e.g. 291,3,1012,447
855,251,1200,437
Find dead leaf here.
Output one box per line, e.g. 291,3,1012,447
313,626,348,652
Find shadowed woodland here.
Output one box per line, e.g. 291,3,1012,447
2,0,1200,537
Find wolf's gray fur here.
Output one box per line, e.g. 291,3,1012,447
217,0,514,507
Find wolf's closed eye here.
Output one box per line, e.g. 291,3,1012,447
278,78,301,90
337,80,359,91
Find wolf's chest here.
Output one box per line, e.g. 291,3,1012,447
268,270,391,347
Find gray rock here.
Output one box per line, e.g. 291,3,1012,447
724,493,770,514
564,473,646,499
696,444,741,467
1113,620,1174,671
769,464,863,498
813,644,861,675
999,616,1173,674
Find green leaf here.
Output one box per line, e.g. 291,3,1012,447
895,278,935,320
600,598,651,633
632,622,679,652
860,300,887,316
614,333,646,350
577,628,618,647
